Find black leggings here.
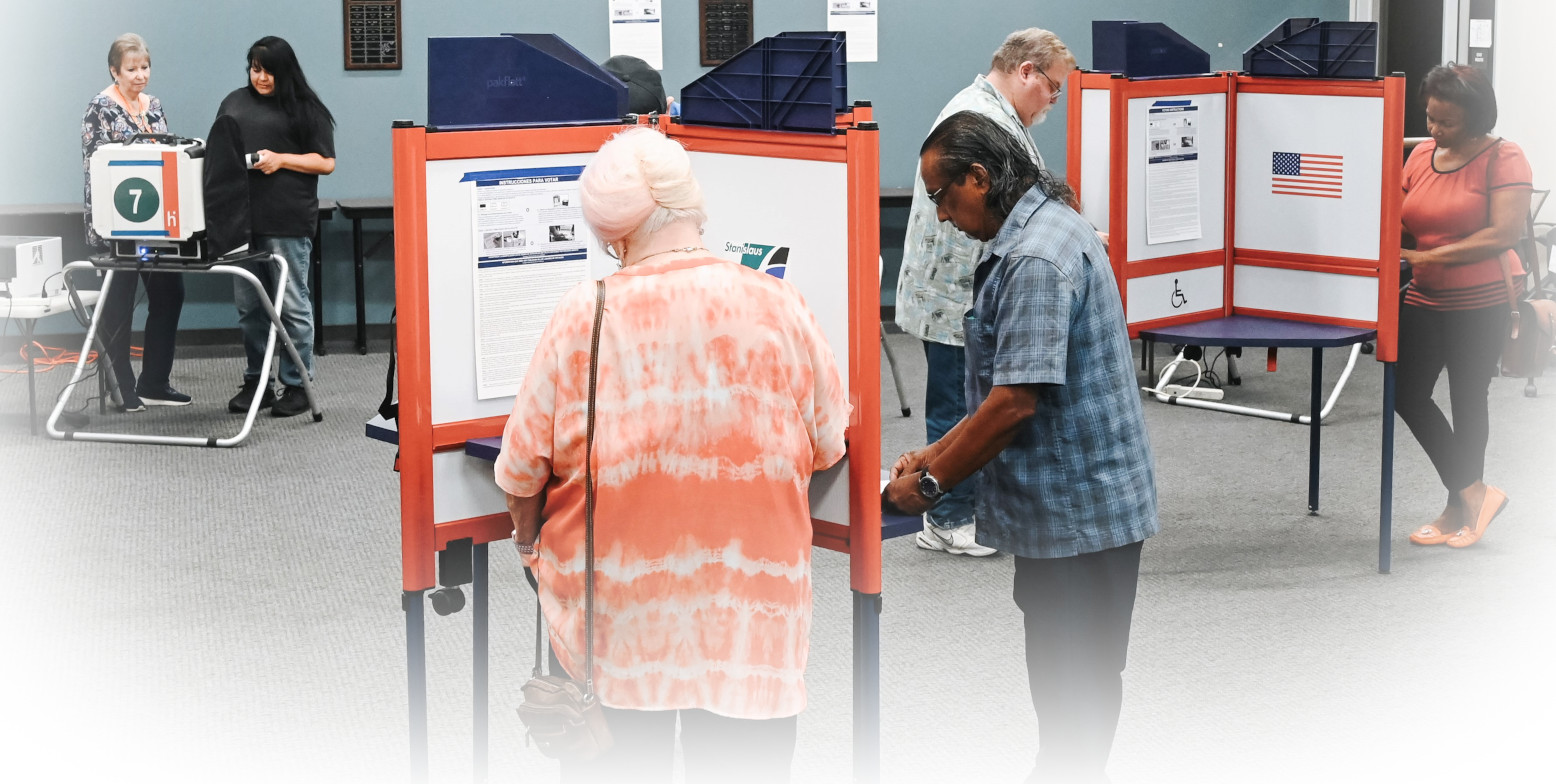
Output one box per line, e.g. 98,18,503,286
97,268,184,397
1394,302,1508,495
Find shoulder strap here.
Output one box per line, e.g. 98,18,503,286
583,279,606,697
529,281,607,688
1485,140,1522,312
378,308,398,422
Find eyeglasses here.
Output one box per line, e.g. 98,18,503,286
1038,68,1064,98
927,166,970,206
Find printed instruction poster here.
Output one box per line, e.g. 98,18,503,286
468,165,590,400
1145,100,1203,245
609,0,664,70
827,1,879,62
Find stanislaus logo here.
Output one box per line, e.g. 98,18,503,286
731,242,790,279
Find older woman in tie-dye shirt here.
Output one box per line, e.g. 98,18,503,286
495,127,848,783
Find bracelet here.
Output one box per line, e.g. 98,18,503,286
515,540,535,555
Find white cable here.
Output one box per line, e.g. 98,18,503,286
1141,352,1204,398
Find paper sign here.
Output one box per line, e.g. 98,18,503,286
827,0,878,62
1469,18,1493,49
1145,100,1202,245
609,0,663,70
466,165,591,400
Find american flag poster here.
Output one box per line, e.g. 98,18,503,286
1271,152,1344,199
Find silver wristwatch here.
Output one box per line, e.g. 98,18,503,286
917,470,946,502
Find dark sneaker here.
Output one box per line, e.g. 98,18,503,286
228,378,276,414
271,384,311,418
119,391,147,413
137,384,193,407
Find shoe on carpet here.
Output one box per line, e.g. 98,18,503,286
915,517,997,557
271,384,311,418
1446,486,1508,549
228,378,276,413
137,384,193,407
118,391,147,413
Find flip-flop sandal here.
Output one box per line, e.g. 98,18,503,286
1409,523,1453,546
1447,486,1509,549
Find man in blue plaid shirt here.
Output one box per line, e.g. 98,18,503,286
884,111,1158,783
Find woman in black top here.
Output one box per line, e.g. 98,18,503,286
81,33,189,411
218,36,335,418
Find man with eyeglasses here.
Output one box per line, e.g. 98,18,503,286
895,28,1077,558
885,110,1156,784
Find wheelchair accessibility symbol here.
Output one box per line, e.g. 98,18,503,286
1170,278,1188,309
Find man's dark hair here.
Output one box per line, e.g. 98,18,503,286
1421,63,1497,135
920,110,1076,219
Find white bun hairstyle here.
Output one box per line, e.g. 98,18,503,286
579,127,707,249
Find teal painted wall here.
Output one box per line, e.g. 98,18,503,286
1,0,1348,329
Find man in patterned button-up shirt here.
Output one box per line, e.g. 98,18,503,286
884,111,1158,783
895,28,1076,557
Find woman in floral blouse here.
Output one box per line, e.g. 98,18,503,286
81,33,188,411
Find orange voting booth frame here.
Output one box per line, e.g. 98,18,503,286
390,109,883,782
1065,71,1405,354
1066,72,1409,572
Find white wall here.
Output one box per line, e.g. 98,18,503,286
1495,0,1556,205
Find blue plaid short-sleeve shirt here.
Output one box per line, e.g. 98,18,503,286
964,186,1159,559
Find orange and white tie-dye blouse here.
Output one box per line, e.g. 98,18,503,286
495,255,849,720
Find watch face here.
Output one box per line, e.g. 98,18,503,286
918,472,942,499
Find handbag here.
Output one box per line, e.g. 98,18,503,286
516,279,613,760
1498,255,1556,378
1478,139,1556,380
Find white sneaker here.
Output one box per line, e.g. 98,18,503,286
915,517,997,557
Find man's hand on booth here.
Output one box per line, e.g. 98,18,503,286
882,384,1042,517
890,443,941,481
883,472,937,517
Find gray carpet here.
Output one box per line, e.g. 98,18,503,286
0,329,1551,784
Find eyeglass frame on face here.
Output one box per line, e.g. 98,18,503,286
1037,65,1063,98
926,165,969,206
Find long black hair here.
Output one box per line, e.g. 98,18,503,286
246,36,335,134
921,110,1077,219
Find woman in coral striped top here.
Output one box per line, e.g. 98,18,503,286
1398,64,1532,549
495,127,849,782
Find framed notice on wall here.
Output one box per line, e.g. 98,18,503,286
699,0,754,66
344,0,402,70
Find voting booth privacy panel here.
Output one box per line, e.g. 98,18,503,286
391,117,882,596
1066,72,1405,361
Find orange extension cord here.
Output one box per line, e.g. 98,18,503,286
1,342,140,374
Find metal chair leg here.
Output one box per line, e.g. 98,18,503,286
880,323,910,417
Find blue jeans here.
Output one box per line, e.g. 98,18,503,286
234,235,315,388
922,339,976,529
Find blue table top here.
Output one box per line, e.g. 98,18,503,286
466,436,502,461
1138,315,1377,348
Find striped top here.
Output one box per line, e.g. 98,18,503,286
1401,138,1533,310
494,255,849,719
